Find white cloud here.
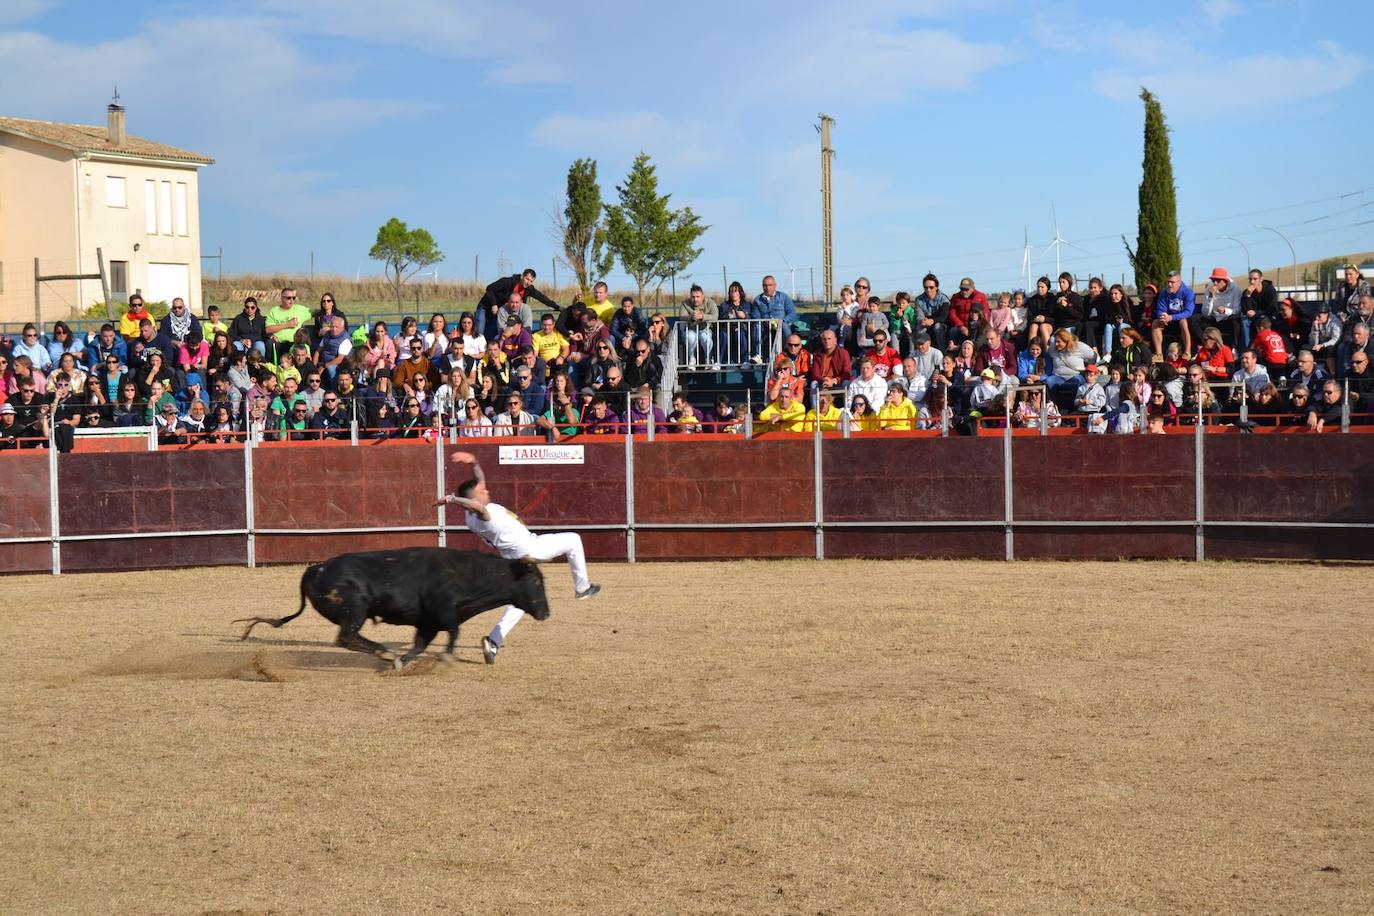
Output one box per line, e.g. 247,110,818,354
250,0,567,82
0,16,430,223
759,28,1011,106
1092,42,1366,117
0,0,50,25
532,112,724,171
1201,0,1244,28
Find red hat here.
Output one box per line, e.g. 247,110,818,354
1210,267,1230,282
1144,283,1159,295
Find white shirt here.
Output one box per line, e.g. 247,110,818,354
462,333,487,358
465,502,534,558
1232,366,1271,396
847,374,887,411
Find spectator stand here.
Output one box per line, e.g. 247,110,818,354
662,317,787,416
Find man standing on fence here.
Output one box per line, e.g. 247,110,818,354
479,268,560,342
437,451,601,663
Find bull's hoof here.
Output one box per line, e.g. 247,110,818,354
437,653,457,665
389,657,403,671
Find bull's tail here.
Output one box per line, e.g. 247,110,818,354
233,563,320,641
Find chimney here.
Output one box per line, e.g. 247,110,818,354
107,89,125,146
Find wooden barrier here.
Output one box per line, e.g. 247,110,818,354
0,432,1371,575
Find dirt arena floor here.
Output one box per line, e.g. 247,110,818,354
1,559,1371,914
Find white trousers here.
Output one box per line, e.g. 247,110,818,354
488,531,590,647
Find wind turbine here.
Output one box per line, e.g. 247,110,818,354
1041,203,1087,279
1020,227,1032,291
777,249,798,300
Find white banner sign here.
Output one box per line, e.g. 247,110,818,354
498,444,585,465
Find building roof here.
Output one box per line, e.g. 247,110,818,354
0,115,214,166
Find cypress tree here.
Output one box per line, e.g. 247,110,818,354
1123,88,1182,291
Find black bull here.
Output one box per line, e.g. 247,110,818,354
235,548,551,668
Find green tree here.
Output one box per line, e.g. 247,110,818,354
552,158,614,294
1123,88,1182,291
369,217,444,308
603,153,707,302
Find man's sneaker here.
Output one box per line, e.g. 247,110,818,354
481,636,499,665
576,583,602,600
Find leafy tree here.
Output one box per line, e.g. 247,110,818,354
369,217,444,307
603,153,707,302
1123,88,1182,291
552,158,614,294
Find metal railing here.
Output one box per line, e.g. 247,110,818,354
669,318,786,372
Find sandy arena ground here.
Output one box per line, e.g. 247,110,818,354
1,559,1371,914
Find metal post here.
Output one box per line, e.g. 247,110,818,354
350,419,359,446
48,434,60,575
624,428,636,563
33,256,41,325
552,257,557,293
722,265,728,295
1194,417,1205,562
819,113,835,304
435,432,447,547
941,382,950,437
813,383,823,560
474,254,479,284
1342,379,1351,433
1003,400,1014,561
218,246,223,281
243,439,256,568
744,389,753,438
1039,386,1048,435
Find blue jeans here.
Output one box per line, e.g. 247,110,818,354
233,340,266,357
1101,323,1117,358
681,327,714,365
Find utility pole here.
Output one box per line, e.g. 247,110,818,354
818,113,835,305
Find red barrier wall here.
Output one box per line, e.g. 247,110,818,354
57,450,248,572
0,453,50,573
253,443,438,564
635,438,813,559
1,433,1370,575
1204,435,1374,561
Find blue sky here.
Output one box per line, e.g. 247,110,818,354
2,0,1370,296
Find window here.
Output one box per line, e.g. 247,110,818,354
145,180,157,233
174,182,188,236
106,176,127,208
110,260,128,298
159,181,172,236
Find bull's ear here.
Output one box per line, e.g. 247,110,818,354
510,558,536,577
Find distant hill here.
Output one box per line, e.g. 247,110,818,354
1254,251,1374,287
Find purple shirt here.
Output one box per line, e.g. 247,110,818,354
628,404,668,435
583,408,622,435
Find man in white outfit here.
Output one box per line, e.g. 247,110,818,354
437,451,600,664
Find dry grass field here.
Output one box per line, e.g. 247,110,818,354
1,559,1371,914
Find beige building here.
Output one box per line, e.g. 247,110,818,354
0,102,213,325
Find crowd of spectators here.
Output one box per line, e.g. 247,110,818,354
748,264,1373,435
2,263,1371,451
